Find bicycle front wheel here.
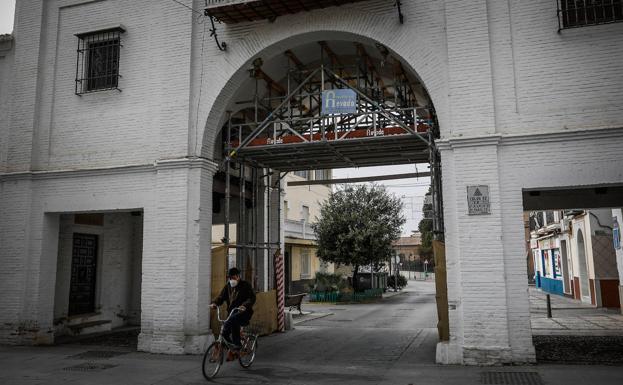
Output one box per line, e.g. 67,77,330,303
238,335,257,368
202,342,223,379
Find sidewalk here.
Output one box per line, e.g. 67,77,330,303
529,286,623,336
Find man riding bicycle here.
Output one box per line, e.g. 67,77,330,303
210,267,256,361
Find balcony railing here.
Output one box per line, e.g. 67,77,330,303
205,0,371,24
284,219,316,240
205,0,250,7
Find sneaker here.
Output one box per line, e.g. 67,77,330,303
226,350,239,362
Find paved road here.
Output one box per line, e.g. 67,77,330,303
1,280,623,384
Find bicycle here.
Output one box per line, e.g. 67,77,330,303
202,307,258,380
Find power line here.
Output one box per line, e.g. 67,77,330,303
169,0,203,15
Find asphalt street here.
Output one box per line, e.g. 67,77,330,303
1,280,622,385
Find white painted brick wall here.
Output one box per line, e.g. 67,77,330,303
0,35,14,173
2,0,193,173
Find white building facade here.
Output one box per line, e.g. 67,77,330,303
1,0,623,365
530,210,621,308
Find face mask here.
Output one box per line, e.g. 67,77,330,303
229,279,238,288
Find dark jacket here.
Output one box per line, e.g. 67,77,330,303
213,280,256,316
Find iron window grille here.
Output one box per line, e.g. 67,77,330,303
557,0,623,31
75,26,124,95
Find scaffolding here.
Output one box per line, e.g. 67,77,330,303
217,42,444,292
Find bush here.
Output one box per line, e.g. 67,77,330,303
310,272,349,293
388,275,408,289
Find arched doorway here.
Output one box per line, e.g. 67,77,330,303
576,229,591,302
202,32,449,359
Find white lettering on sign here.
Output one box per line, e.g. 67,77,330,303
321,89,357,115
266,137,283,145
467,185,490,215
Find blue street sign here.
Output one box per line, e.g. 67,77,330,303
321,89,357,115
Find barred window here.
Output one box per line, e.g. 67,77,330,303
545,211,555,225
557,0,623,30
75,26,124,95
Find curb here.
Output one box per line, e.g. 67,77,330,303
293,312,334,325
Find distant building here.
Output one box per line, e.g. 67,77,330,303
610,209,623,312
530,210,620,309
393,234,426,270
282,171,333,294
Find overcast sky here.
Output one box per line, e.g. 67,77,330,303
1,0,15,34
0,0,430,236
332,164,431,237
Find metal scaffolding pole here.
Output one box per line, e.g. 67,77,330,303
429,131,444,241
252,166,258,289
224,112,232,278
240,160,246,273
266,168,272,291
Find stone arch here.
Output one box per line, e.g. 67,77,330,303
576,227,590,300
199,9,448,159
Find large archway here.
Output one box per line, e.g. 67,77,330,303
197,8,449,160
198,19,453,363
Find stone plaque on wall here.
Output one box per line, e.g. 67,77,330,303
467,185,490,215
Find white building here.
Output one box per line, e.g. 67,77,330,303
1,0,623,365
530,210,621,308
611,209,623,311
282,171,335,294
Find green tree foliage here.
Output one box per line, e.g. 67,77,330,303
418,186,433,258
312,184,406,290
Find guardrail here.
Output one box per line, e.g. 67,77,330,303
308,289,384,303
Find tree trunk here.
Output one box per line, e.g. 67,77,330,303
352,265,360,292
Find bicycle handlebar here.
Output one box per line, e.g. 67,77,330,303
214,306,244,323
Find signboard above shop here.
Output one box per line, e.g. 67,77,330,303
322,89,357,115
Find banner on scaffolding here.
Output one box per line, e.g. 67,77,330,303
321,89,357,115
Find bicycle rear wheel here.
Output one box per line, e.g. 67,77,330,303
202,342,223,379
238,335,257,368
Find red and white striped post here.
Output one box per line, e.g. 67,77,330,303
274,248,285,332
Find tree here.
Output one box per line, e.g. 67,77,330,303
312,184,406,291
418,186,434,259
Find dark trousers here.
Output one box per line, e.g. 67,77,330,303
222,310,252,348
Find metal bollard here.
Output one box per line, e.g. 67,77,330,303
546,294,552,318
